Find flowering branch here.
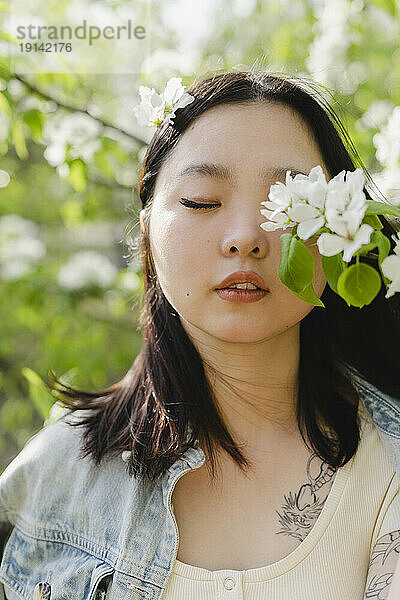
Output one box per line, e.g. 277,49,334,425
260,165,400,308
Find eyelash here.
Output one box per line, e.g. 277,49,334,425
180,198,220,210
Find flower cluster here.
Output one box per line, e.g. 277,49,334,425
381,231,400,298
260,165,400,307
133,77,195,129
261,166,374,262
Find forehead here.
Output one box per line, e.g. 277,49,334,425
156,102,327,189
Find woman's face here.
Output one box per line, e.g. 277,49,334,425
142,102,329,343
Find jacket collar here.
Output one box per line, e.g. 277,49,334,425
342,363,400,478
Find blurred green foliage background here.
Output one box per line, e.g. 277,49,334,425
0,0,399,470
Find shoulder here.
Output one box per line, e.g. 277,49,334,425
342,364,400,436
0,411,142,527
1,412,88,500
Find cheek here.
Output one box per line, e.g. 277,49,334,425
149,212,209,298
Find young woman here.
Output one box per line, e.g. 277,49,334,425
1,70,400,600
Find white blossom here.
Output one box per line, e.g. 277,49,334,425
133,77,195,129
324,168,367,236
57,250,118,290
317,168,374,262
381,232,400,298
260,165,327,239
317,224,374,263
260,165,375,263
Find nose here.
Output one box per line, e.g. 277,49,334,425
221,220,268,258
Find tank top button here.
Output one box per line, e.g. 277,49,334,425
121,450,131,462
32,581,51,599
223,576,236,590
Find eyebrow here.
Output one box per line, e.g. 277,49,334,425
175,162,309,183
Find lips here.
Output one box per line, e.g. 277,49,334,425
215,270,268,291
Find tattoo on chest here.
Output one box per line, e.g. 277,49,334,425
275,453,337,542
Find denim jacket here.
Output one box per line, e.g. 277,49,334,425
0,364,400,600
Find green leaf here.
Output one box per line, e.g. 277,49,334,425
369,0,397,16
352,240,377,257
365,199,400,218
278,234,324,307
337,263,382,308
279,234,313,292
362,213,383,230
11,119,28,159
287,281,326,307
22,108,44,142
373,230,391,285
0,91,10,115
321,253,346,294
21,367,54,420
351,229,391,263
68,158,87,192
373,230,390,261
0,56,11,80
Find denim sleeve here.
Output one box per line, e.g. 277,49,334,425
0,520,12,562
0,487,12,599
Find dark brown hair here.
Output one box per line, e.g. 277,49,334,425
47,69,400,483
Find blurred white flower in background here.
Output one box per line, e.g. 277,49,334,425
0,214,46,280
306,0,363,89
141,49,197,85
43,112,102,167
6,79,25,99
0,169,10,187
57,250,118,290
355,99,394,132
159,0,221,77
371,105,400,205
117,270,141,292
373,106,400,170
371,169,400,207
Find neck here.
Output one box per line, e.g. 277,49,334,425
182,319,301,453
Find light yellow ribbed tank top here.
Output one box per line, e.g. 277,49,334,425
161,400,400,599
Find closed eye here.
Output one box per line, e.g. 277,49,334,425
180,198,220,210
